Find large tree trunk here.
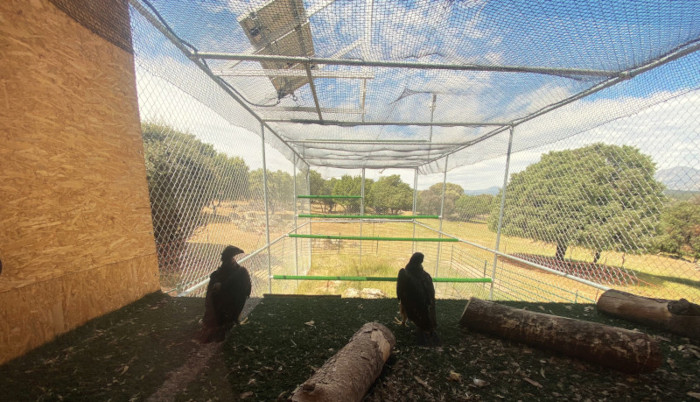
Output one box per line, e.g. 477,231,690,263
460,298,662,373
555,242,567,261
291,322,396,402
597,289,700,339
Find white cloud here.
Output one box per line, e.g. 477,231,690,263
136,67,294,173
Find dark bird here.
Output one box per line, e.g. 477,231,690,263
200,245,252,343
396,252,439,346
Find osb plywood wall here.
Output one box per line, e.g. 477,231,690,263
0,0,160,364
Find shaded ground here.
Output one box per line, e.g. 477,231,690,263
507,253,644,287
1,292,698,401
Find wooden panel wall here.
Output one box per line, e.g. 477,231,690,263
0,0,160,364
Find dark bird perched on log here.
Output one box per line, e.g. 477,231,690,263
395,252,439,346
199,245,251,343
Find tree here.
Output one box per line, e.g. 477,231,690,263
209,153,249,214
417,183,464,217
455,194,495,222
654,198,700,262
333,175,363,213
142,123,219,269
367,175,412,214
249,169,294,214
309,170,325,196
488,143,665,262
307,170,336,213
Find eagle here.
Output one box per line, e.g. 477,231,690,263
199,245,252,343
396,252,439,345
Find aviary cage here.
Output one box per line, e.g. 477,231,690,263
130,0,700,304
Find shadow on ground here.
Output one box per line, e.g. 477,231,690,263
1,292,698,401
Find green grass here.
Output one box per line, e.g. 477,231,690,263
300,220,700,303
294,254,401,297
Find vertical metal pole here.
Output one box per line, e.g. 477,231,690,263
436,155,449,276
412,168,418,253
360,168,365,265
306,169,311,274
427,94,437,160
261,123,272,294
293,155,299,278
489,126,515,300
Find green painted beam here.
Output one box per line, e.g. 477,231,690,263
297,195,362,199
288,234,458,242
298,214,439,219
273,275,492,283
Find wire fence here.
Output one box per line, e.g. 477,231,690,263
129,1,700,304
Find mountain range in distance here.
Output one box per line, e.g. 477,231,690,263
463,186,500,196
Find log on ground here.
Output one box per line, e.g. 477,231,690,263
291,322,396,402
596,289,700,339
460,297,662,373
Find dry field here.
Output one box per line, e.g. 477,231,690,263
184,202,699,303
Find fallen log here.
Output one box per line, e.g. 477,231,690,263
460,297,662,373
596,289,700,339
291,322,395,402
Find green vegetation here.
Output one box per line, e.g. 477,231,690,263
141,129,698,297
367,174,412,214
250,168,294,213
488,144,665,262
417,182,464,217
654,198,700,262
455,193,495,222
332,174,367,213
143,123,233,247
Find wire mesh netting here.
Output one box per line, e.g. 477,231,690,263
128,0,700,303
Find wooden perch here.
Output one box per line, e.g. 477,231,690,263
291,322,396,402
597,289,700,340
460,297,662,373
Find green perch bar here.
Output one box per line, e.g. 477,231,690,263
273,275,492,283
288,234,458,242
298,214,439,219
297,195,363,199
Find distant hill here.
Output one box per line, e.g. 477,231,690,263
656,166,700,192
464,186,500,196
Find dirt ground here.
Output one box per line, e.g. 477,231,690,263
0,292,698,401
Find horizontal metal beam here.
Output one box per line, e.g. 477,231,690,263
298,195,362,199
413,221,612,292
130,0,310,168
255,106,364,114
265,119,508,127
212,68,374,79
290,139,434,144
272,275,491,283
195,52,617,78
299,214,439,219
289,234,459,242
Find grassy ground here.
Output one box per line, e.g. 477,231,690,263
1,292,698,401
182,203,700,302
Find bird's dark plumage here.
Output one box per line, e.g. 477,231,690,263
200,245,251,343
396,252,439,345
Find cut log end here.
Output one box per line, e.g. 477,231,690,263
291,322,396,402
597,289,700,340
